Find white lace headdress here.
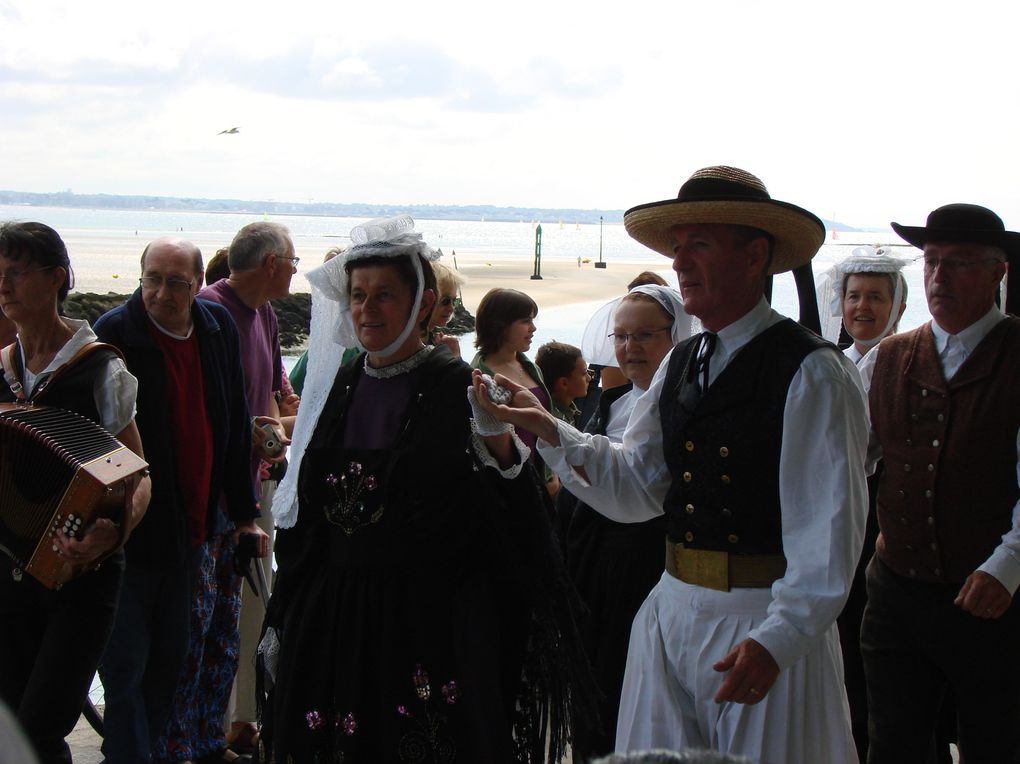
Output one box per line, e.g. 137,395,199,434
581,284,697,367
816,246,912,347
272,215,442,528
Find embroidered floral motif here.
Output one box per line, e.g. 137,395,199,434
303,707,355,763
323,461,384,534
339,712,358,736
441,681,460,705
306,710,325,730
396,665,459,763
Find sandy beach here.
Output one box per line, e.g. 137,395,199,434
58,229,669,316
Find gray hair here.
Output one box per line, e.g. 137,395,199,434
593,750,756,764
227,221,292,273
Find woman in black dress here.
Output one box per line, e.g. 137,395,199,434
259,216,589,764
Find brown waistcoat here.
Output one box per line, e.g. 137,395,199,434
869,316,1020,584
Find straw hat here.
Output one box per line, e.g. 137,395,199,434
623,166,825,274
891,203,1020,258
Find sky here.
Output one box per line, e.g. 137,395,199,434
2,0,1019,229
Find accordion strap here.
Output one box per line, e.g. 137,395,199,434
1,340,123,402
1,342,25,400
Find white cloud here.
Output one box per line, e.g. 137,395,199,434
2,0,1020,227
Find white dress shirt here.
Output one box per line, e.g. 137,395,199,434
539,297,870,670
859,306,1020,595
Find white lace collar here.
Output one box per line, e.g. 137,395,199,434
363,344,433,379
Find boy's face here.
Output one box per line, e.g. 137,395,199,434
557,355,591,403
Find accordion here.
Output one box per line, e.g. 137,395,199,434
0,403,148,589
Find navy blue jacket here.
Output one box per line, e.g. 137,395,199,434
94,291,258,568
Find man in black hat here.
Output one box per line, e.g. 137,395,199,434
473,166,869,763
860,203,1020,763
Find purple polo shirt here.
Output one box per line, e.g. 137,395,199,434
198,280,282,487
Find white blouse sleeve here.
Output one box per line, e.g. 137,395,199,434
747,349,870,670
93,356,138,435
537,350,676,522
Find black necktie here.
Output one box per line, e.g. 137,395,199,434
695,332,717,393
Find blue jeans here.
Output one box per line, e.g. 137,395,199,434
99,558,193,764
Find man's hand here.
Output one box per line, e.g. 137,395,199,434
470,370,561,446
954,570,1012,619
712,638,780,705
253,415,290,463
233,522,270,558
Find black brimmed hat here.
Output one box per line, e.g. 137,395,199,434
623,166,825,274
891,203,1020,258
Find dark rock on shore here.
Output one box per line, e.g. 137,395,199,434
62,292,475,351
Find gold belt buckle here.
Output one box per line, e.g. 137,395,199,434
675,545,730,592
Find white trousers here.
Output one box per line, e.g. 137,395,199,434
616,572,858,764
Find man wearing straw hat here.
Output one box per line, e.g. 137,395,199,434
473,166,869,762
860,204,1020,763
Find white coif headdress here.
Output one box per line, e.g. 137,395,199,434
816,246,911,346
307,214,443,358
273,215,441,529
581,284,696,366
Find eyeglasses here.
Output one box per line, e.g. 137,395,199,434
139,276,194,293
922,256,1004,274
438,295,462,308
276,254,300,267
608,326,672,346
0,266,55,285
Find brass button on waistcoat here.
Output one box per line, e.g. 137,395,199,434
719,446,729,457
904,464,912,472
932,439,940,447
683,471,692,483
685,441,695,452
925,490,933,498
721,508,732,518
937,414,944,422
921,389,928,397
685,503,695,515
727,534,739,544
684,531,694,542
721,474,731,484
927,464,934,472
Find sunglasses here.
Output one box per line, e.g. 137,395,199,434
438,296,463,308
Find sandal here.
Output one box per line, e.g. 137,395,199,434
226,722,261,756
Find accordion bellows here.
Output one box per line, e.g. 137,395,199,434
0,403,148,589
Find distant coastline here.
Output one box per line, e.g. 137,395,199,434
0,189,864,231
0,189,629,226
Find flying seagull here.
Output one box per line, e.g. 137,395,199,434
218,127,240,135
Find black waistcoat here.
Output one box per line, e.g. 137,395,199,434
659,319,832,554
1,344,116,425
